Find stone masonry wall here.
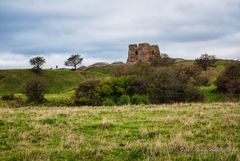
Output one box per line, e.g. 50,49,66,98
127,43,160,63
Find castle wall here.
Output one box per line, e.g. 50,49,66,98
127,43,160,63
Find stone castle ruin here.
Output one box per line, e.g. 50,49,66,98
127,43,161,63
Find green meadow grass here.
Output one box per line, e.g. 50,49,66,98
0,103,239,161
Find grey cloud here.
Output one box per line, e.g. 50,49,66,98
0,0,240,68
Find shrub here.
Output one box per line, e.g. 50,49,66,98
75,77,136,106
131,95,142,105
224,61,240,79
182,65,202,77
113,63,150,77
23,77,48,103
193,74,209,86
1,94,15,101
75,79,100,106
226,79,240,94
216,61,240,94
131,79,148,95
76,65,205,105
216,75,229,93
141,95,150,105
102,98,115,106
147,68,186,103
118,95,130,105
184,86,204,102
147,67,203,103
75,97,90,106
96,79,115,100
95,76,135,103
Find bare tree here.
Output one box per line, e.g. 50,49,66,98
65,54,83,70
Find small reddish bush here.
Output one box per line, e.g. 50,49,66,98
216,61,240,94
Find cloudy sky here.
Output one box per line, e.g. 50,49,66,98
0,0,240,69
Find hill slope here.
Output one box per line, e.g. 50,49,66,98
0,69,84,95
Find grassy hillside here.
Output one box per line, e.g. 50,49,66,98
0,103,239,160
0,59,228,97
0,69,84,95
0,65,121,96
85,65,118,77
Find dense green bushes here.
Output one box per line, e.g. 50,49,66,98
102,98,115,106
75,79,100,105
176,65,209,87
146,67,204,103
118,95,130,105
75,76,150,106
216,61,240,94
76,64,205,105
131,94,150,105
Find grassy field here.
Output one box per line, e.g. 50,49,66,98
0,103,239,161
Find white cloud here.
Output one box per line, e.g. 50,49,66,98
0,52,29,69
0,52,118,69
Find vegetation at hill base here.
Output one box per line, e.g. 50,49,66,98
1,57,240,107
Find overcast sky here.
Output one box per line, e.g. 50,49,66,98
0,0,240,69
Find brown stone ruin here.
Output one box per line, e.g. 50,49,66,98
127,43,161,63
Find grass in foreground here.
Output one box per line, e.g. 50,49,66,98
0,103,239,161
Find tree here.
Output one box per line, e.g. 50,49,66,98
65,54,83,70
194,54,216,71
23,77,48,103
150,54,175,67
29,57,46,72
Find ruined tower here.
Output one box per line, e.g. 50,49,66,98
127,43,161,63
